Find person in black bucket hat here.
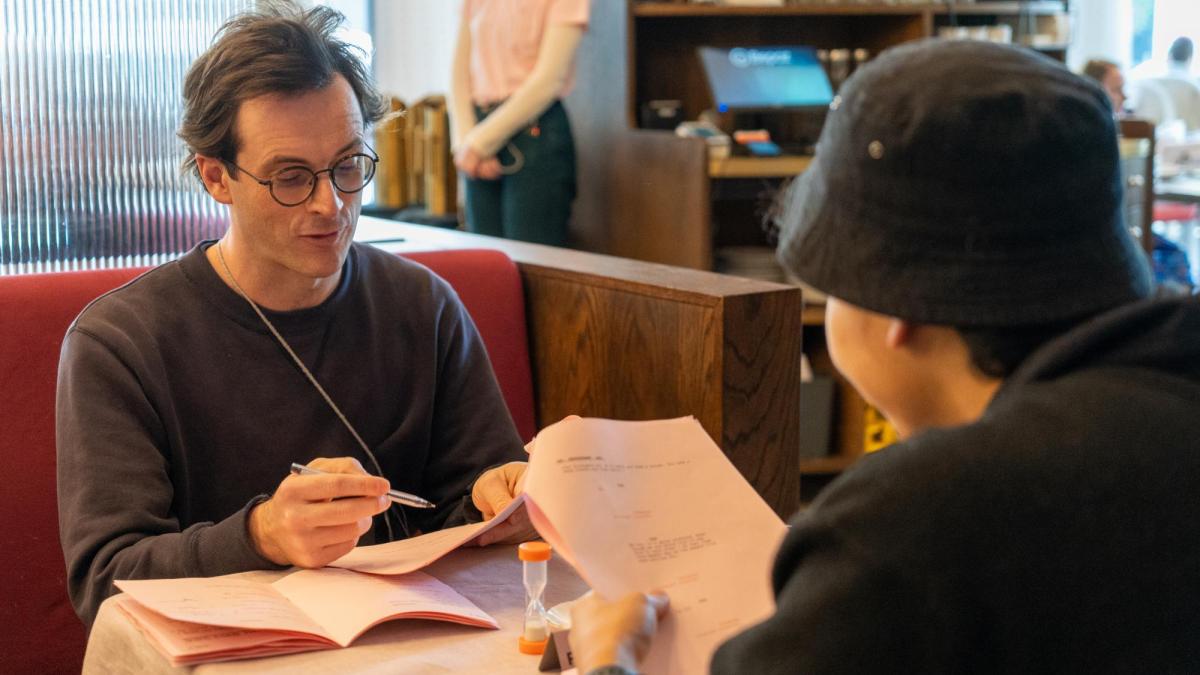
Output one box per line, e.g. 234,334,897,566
778,40,1151,327
564,39,1200,674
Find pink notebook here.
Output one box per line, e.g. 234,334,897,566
114,568,497,666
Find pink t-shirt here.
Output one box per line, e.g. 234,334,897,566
465,0,589,106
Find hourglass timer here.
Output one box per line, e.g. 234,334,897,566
517,541,553,654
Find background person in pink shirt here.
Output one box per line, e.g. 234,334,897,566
450,0,589,246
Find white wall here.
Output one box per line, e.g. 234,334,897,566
1151,0,1200,67
372,0,463,101
1068,0,1133,71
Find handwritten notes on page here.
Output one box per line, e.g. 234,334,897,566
114,568,496,666
523,417,788,675
329,494,526,575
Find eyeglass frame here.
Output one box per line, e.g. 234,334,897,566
223,146,380,207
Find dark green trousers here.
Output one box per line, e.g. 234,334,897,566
464,100,576,247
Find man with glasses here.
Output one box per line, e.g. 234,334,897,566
56,4,534,629
229,151,380,209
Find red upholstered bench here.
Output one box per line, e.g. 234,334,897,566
1153,200,1199,223
0,249,534,674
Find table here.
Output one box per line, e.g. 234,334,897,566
82,545,589,674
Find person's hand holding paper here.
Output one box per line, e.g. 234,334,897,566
467,418,580,547
569,590,671,673
522,416,788,675
329,421,578,572
470,461,537,546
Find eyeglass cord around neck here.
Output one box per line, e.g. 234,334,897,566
215,240,409,542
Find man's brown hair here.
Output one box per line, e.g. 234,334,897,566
1081,59,1118,85
178,2,387,179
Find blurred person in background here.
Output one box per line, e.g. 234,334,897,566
1167,36,1193,79
1128,37,1200,131
450,0,589,247
1083,58,1128,113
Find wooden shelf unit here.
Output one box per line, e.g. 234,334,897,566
799,454,859,475
632,2,1067,17
566,0,1069,268
708,155,813,179
635,3,936,17
565,0,1070,498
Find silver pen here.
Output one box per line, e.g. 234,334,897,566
289,462,436,509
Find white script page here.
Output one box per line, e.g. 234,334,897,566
524,417,788,675
115,576,326,637
273,568,497,647
329,495,526,575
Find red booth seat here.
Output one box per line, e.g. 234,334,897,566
0,249,534,674
1153,200,1199,223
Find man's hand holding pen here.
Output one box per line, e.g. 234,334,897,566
249,456,539,567
248,457,391,568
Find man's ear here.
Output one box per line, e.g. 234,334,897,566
884,319,915,350
194,155,233,205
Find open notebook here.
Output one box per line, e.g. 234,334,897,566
114,568,497,666
112,495,528,665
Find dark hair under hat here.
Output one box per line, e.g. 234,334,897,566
776,39,1152,326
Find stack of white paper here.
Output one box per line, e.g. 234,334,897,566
524,416,788,675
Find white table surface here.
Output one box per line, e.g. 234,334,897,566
83,545,588,674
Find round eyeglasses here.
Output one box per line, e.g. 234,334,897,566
227,150,379,207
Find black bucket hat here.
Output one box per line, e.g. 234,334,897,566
776,39,1152,326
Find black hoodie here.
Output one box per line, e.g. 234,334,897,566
713,296,1200,673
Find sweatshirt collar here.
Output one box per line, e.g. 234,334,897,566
177,240,356,335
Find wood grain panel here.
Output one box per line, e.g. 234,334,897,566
721,288,804,517
524,272,723,437
610,131,710,268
